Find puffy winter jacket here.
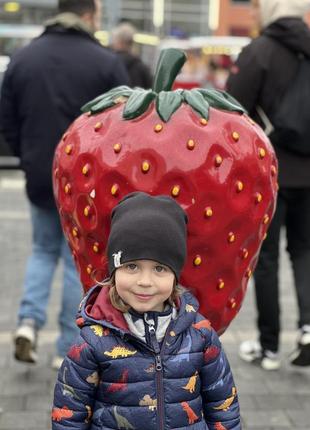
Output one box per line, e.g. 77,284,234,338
52,286,241,430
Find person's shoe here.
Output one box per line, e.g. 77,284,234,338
261,350,281,370
239,339,281,370
51,355,64,371
290,328,310,367
14,319,38,364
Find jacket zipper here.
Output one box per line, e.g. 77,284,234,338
146,318,176,430
123,317,175,430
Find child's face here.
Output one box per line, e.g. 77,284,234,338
115,259,175,313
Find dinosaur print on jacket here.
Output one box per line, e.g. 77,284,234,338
91,324,110,337
204,345,220,363
85,405,92,423
113,406,135,429
215,422,228,430
144,363,155,373
68,342,87,361
51,406,74,422
104,346,137,359
213,387,237,411
182,371,198,393
181,402,199,424
86,371,99,386
170,334,192,363
62,367,82,400
192,319,212,331
107,369,129,393
185,304,196,313
139,394,157,411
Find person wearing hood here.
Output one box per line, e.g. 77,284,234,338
52,191,241,430
0,0,129,369
227,0,310,370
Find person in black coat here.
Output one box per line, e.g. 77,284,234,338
111,22,153,89
227,0,310,369
0,0,129,369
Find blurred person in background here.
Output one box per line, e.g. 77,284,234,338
0,0,129,370
111,22,153,89
227,0,310,370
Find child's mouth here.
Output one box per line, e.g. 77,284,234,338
134,293,153,300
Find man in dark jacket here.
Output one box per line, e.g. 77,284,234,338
227,0,310,369
111,22,153,89
0,0,129,369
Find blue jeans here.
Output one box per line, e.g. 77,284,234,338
18,204,82,356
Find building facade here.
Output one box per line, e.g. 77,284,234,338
0,0,213,36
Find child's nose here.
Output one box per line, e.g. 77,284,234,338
137,270,153,287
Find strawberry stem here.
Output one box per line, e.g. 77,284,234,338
152,48,187,93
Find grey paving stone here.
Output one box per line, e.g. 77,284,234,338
233,379,269,395
295,394,310,409
237,393,257,410
253,394,301,411
0,396,24,412
25,394,52,411
242,410,292,428
286,410,310,427
0,412,49,429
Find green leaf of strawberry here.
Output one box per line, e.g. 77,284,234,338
81,48,246,122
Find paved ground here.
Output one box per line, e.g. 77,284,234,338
0,170,309,430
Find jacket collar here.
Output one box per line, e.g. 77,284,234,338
44,12,95,38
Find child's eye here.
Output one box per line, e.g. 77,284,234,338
125,263,138,271
154,265,166,273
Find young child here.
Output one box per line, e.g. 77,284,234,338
52,192,241,430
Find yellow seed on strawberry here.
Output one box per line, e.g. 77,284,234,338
217,279,225,290
113,143,122,153
232,131,240,142
258,148,266,159
194,255,202,266
205,207,213,218
154,124,163,133
171,185,180,197
187,139,195,150
142,161,150,173
94,122,102,132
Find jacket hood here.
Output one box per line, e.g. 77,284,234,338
259,0,310,28
263,17,310,57
77,285,200,336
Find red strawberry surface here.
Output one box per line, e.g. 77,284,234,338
53,49,277,334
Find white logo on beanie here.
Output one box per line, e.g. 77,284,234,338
113,251,123,268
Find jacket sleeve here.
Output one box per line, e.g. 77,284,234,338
0,63,21,157
200,328,241,430
52,332,99,429
226,43,264,116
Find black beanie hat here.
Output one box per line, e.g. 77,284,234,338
107,192,188,280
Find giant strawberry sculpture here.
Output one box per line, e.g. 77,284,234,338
53,49,277,334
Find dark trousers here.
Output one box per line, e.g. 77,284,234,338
254,188,310,352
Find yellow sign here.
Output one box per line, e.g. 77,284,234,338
4,2,21,13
